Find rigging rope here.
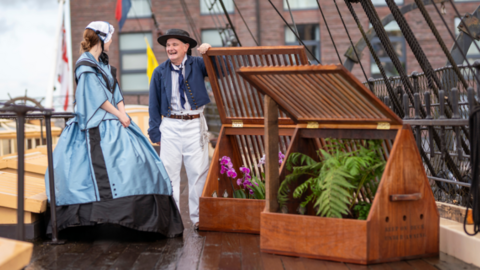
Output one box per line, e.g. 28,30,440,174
359,0,416,101
343,0,403,114
448,0,480,60
219,0,242,46
430,0,480,90
232,0,259,46
465,106,480,236
333,0,370,86
285,0,301,46
413,0,470,90
267,0,321,63
316,0,342,64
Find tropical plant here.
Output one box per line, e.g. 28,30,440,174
278,139,385,219
219,152,283,200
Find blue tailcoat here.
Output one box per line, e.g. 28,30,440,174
147,55,211,143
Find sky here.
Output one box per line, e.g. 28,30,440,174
0,0,58,102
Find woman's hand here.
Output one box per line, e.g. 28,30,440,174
119,114,131,128
197,43,211,54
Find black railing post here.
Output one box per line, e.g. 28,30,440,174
45,111,64,244
403,93,410,119
16,112,26,241
425,92,435,158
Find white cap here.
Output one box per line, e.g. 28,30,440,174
86,21,115,43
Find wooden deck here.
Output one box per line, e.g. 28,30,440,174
25,167,480,270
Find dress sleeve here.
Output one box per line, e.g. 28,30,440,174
75,72,109,130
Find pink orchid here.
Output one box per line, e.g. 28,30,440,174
227,168,237,178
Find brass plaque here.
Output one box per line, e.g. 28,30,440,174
232,120,243,128
377,122,391,130
307,122,319,129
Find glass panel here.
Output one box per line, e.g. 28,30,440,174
371,61,406,79
200,0,234,14
121,73,149,92
370,0,403,5
283,0,317,10
127,0,152,18
285,24,319,43
119,33,152,50
201,29,224,47
305,45,319,60
122,54,147,70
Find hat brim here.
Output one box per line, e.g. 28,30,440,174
157,35,198,48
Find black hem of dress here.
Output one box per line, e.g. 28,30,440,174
47,194,184,238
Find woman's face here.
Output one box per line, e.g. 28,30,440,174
104,38,113,52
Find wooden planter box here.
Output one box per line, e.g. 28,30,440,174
238,65,440,264
198,46,308,234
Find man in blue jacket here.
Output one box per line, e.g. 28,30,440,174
148,29,212,229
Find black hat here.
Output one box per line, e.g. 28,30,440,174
157,29,198,48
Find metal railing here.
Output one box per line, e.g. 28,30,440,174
365,63,479,206
0,103,73,243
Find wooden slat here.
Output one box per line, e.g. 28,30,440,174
0,171,47,213
237,65,403,125
0,237,33,270
203,46,309,125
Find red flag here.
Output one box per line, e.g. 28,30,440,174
56,26,71,111
115,0,122,22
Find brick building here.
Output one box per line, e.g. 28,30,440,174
70,0,480,105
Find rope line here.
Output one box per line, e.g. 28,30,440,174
343,0,403,116
316,0,342,64
219,0,242,46
267,0,321,63
334,0,369,88
430,0,480,89
232,0,259,46
285,0,301,46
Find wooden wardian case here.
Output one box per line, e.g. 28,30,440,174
237,65,439,264
199,46,308,234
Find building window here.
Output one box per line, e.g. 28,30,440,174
283,0,317,10
285,24,320,61
371,0,403,6
455,17,480,63
119,33,153,94
127,0,151,18
201,29,224,47
370,21,406,79
200,0,234,15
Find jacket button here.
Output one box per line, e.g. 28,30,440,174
194,103,197,105
112,184,115,186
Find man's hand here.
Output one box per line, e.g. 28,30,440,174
197,43,211,54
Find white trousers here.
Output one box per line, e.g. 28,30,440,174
160,117,209,224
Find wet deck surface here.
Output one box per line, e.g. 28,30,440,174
26,167,480,270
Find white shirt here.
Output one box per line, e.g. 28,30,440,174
170,55,192,112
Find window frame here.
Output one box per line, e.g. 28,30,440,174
369,35,407,78
284,24,321,62
283,0,318,11
119,32,152,95
126,0,152,19
199,0,234,15
201,28,226,47
369,0,404,7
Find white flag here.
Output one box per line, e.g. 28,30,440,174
55,25,73,112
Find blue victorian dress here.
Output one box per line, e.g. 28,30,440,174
45,52,183,237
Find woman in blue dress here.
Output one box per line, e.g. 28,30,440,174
45,21,183,237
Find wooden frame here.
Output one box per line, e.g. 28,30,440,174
238,65,439,264
199,46,308,234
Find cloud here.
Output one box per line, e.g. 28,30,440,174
0,0,58,101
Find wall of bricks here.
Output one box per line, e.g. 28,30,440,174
70,0,480,105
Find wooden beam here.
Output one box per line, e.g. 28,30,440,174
264,96,279,213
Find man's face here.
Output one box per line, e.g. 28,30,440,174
166,38,189,63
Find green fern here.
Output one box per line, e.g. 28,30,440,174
279,138,386,219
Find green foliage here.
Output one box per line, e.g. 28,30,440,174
248,175,266,200
278,139,386,219
234,189,247,199
353,202,372,220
